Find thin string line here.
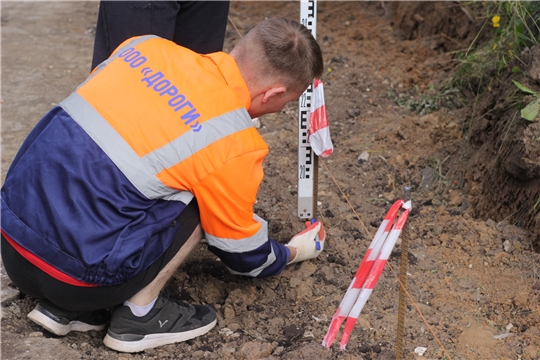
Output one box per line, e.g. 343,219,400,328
228,16,243,39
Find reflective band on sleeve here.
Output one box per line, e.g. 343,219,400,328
226,245,277,277
141,109,253,174
163,192,194,203
205,215,268,252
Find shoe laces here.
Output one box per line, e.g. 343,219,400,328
157,292,195,316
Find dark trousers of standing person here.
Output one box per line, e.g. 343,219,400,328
91,1,230,71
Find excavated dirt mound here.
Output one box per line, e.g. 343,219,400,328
1,2,540,360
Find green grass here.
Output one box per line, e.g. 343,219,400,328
445,1,540,97
427,2,540,223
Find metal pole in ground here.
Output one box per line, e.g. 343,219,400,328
396,185,411,359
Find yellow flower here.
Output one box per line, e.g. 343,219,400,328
492,15,500,28
493,43,497,50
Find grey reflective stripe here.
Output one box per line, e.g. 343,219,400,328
142,109,253,174
84,35,159,86
226,246,277,277
205,214,268,253
60,92,191,201
163,192,194,203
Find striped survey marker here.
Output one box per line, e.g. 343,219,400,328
322,200,412,350
322,200,405,348
298,0,318,220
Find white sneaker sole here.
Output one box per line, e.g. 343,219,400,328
27,309,106,336
103,318,217,353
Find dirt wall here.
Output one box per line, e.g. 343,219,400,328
464,46,540,250
391,1,540,250
390,1,489,51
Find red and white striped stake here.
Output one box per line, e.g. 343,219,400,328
322,200,404,348
322,200,411,350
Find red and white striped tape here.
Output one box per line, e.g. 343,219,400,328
322,200,404,348
322,200,411,350
309,79,333,157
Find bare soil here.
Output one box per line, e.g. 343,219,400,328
1,2,539,360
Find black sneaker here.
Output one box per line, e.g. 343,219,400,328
103,295,217,353
27,300,107,336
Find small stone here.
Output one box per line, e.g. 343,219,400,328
296,282,313,299
221,347,236,354
220,328,235,336
503,240,514,253
414,346,427,356
289,277,302,288
448,190,462,206
273,346,284,356
348,108,361,118
191,350,204,358
358,151,369,163
223,305,235,320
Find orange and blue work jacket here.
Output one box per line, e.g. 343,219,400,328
0,36,291,286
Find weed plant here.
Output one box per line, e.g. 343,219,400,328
449,2,540,224
446,1,540,97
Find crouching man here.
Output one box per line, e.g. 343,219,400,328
1,17,325,353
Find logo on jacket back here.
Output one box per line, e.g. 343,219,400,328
119,46,202,133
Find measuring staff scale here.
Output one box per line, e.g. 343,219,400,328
298,0,318,220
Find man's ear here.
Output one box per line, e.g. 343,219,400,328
261,86,287,103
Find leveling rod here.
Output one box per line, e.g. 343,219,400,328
298,0,318,219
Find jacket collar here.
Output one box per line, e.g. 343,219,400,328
204,52,251,111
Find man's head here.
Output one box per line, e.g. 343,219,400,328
230,17,323,118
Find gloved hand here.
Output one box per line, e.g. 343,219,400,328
285,220,325,264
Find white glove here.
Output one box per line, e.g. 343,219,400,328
285,221,326,264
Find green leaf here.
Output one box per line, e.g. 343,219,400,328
512,66,520,73
513,80,537,95
521,100,540,121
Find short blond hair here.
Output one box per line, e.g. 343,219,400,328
233,17,323,92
